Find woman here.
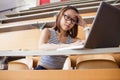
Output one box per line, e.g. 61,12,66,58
35,6,88,70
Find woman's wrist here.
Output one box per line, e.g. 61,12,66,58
84,26,90,31
83,26,91,39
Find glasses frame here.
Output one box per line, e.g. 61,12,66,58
63,14,77,25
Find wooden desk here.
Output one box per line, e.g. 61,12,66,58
1,3,120,23
0,69,120,80
6,0,104,17
0,47,120,56
0,48,120,80
0,16,93,30
0,18,55,29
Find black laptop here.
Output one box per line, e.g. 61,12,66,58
57,2,120,50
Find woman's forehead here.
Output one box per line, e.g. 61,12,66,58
64,9,77,18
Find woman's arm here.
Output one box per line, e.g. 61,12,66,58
75,14,91,39
39,28,59,50
39,28,50,44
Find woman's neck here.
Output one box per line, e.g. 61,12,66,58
56,30,68,43
57,30,67,37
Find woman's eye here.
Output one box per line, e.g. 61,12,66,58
67,16,71,20
73,20,76,23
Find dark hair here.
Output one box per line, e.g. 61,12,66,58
53,6,79,38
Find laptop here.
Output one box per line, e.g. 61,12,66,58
57,2,120,50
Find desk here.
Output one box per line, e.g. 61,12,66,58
0,47,120,56
0,69,120,80
0,48,120,80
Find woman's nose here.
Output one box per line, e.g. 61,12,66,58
66,20,72,24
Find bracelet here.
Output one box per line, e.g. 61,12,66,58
84,26,90,31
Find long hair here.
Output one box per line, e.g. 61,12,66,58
53,6,79,38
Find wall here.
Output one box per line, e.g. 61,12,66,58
0,0,38,18
39,0,68,5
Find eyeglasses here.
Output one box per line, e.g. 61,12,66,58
63,14,77,24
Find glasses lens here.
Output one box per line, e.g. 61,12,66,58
64,14,70,21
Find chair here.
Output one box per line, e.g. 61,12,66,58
62,57,73,70
76,54,119,69
8,57,33,70
32,56,41,69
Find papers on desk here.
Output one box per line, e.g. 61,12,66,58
57,45,85,51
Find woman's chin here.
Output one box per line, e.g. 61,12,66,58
63,27,70,31
63,28,69,31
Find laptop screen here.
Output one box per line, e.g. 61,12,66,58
84,2,120,48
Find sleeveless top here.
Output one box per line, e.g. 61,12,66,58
39,29,73,69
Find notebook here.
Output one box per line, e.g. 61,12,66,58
57,2,120,50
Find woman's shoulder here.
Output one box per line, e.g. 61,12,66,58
40,28,51,37
41,28,52,34
42,28,54,31
41,28,55,37
42,28,49,31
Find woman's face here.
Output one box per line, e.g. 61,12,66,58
60,9,78,31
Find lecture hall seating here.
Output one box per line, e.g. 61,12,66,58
0,0,120,80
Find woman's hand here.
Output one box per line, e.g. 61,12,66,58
75,14,87,28
71,40,85,46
